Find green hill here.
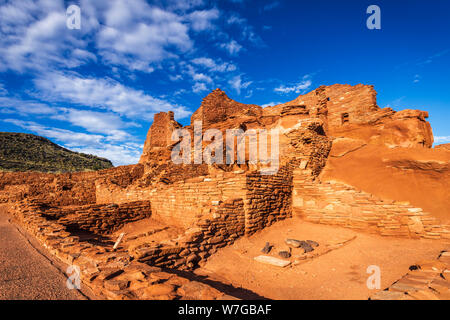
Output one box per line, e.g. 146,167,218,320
0,132,113,173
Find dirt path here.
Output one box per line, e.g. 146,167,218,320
0,206,85,300
196,218,450,300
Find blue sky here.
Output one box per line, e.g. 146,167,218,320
0,0,449,165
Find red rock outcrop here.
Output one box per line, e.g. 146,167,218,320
270,84,434,148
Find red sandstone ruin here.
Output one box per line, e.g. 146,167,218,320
1,83,449,300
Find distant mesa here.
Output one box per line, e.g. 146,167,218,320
0,132,113,173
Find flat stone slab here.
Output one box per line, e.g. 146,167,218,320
254,255,291,267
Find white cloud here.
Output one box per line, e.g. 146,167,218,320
435,136,450,143
182,63,215,87
219,40,243,55
274,78,312,94
0,83,6,95
169,74,183,81
0,0,225,74
228,75,252,95
226,14,246,25
417,49,450,66
166,0,206,11
263,2,280,11
192,82,208,93
0,95,56,115
385,96,406,109
224,13,264,47
187,8,219,31
53,108,137,141
191,72,213,83
71,144,142,166
97,1,193,72
191,57,236,72
0,0,254,78
33,73,191,120
0,0,95,72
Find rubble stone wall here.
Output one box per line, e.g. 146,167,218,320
41,201,152,235
131,165,298,269
8,201,225,300
244,167,293,235
134,198,246,269
148,173,247,229
96,171,248,229
96,167,296,235
293,169,450,239
0,164,144,206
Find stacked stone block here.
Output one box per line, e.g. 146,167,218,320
292,168,450,239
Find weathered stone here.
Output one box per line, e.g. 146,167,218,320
261,242,272,254
104,279,129,291
186,253,199,264
254,255,291,267
306,240,319,247
278,251,291,259
142,283,176,297
285,239,301,248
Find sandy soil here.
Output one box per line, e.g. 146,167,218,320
195,217,450,300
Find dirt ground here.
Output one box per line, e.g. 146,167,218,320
113,217,185,251
0,205,87,300
194,217,450,300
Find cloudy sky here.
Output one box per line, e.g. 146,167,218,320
0,0,449,165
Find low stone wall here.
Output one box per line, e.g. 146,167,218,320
133,198,245,269
128,167,298,269
0,164,144,206
293,169,450,239
43,201,151,235
96,171,248,229
149,173,247,229
8,200,226,300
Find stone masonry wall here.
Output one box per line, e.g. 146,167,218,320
323,84,379,129
127,165,301,270
133,198,246,269
7,201,226,300
0,164,144,206
97,167,296,270
244,166,293,235
96,171,248,229
42,201,152,236
293,169,450,239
